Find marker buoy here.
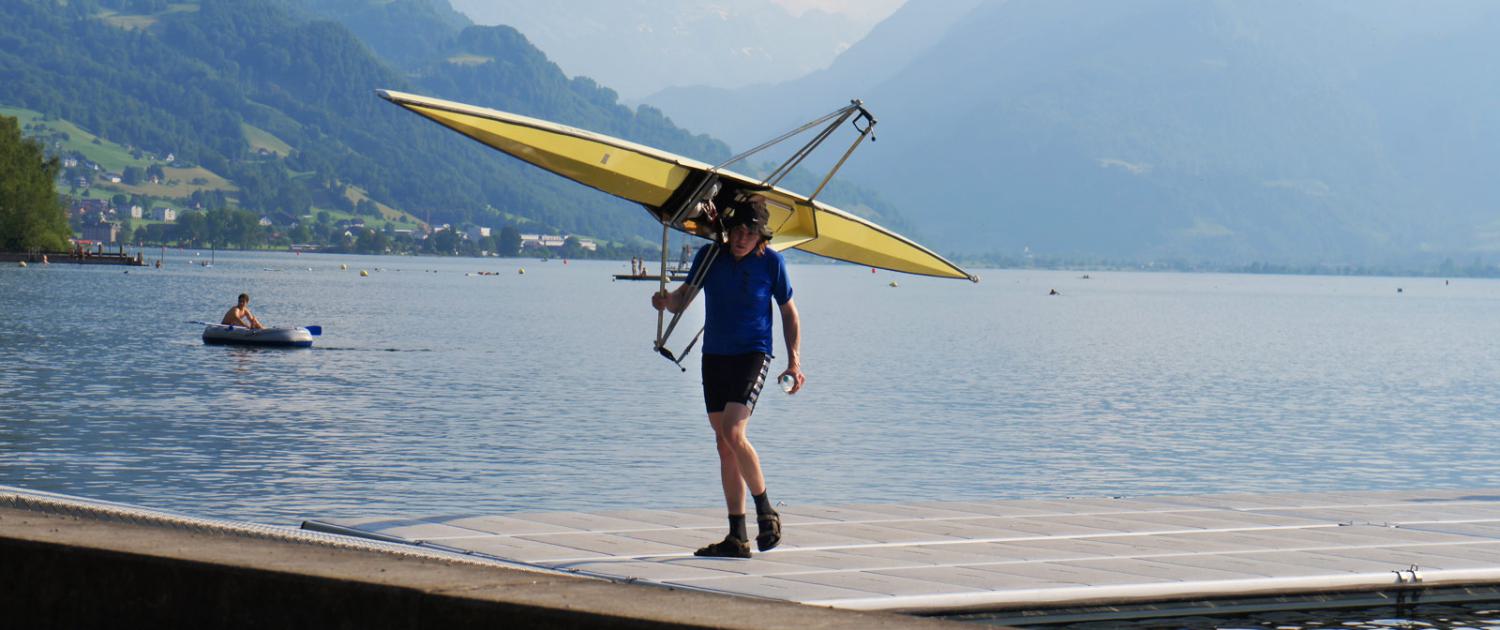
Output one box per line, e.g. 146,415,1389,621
360,270,369,277
518,268,526,275
340,263,348,270
17,261,26,268
889,281,898,288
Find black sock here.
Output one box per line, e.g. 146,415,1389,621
753,491,775,517
728,514,747,542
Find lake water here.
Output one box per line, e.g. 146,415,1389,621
3,250,1499,526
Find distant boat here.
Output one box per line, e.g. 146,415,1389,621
614,245,694,282
615,269,689,282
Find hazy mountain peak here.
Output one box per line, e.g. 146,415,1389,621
447,0,899,99
651,0,1500,264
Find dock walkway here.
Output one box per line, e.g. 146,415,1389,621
305,489,1500,614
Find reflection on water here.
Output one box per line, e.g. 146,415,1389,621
4,251,1500,525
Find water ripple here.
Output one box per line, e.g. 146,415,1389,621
4,257,1500,524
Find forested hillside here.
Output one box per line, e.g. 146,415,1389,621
0,0,729,250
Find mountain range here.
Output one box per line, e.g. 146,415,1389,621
8,0,1498,267
0,0,916,252
0,0,712,249
646,0,1500,265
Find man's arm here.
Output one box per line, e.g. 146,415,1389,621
778,299,804,394
245,310,263,329
651,283,695,314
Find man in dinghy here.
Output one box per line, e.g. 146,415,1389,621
222,293,264,330
651,196,804,558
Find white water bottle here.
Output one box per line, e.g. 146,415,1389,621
778,373,795,394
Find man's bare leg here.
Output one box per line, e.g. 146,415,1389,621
712,403,764,499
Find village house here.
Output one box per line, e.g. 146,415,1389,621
73,199,108,220
519,234,566,249
80,220,119,245
153,207,176,222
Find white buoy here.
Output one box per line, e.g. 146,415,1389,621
18,261,27,268
518,267,526,275
340,263,348,270
359,269,369,277
889,280,898,288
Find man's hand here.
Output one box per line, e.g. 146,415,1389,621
778,366,805,395
653,286,693,314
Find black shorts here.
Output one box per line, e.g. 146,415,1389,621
702,352,772,414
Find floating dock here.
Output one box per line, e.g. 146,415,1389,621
0,251,143,266
2,486,944,629
305,489,1500,614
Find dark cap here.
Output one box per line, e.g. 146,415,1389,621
722,195,772,239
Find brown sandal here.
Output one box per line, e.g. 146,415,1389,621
694,536,750,558
756,511,782,552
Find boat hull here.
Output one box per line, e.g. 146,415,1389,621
202,325,314,348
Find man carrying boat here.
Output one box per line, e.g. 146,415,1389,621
222,293,264,329
651,196,804,558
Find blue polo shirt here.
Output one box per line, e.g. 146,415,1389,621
688,244,793,356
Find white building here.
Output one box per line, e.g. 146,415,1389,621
129,205,143,219
467,226,491,241
153,207,176,222
520,233,582,249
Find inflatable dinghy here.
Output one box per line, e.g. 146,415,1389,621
202,324,318,348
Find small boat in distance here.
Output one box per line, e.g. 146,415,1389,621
614,245,694,282
615,269,689,282
202,324,318,348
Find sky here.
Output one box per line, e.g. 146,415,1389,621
770,0,906,22
448,0,912,98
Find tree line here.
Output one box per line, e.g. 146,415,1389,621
0,116,71,251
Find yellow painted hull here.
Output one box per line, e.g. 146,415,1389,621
378,90,974,281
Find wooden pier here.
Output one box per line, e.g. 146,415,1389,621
304,489,1500,614
1,251,143,266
